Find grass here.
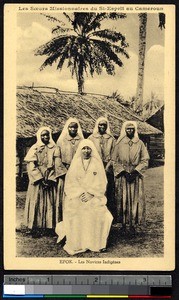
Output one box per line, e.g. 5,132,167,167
16,166,164,258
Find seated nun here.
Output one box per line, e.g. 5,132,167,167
55,139,113,255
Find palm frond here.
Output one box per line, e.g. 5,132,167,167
81,13,127,36
81,13,106,34
57,52,68,70
73,13,99,36
40,13,65,25
88,13,108,26
96,52,115,75
88,12,126,27
80,44,93,75
39,51,62,70
63,12,73,24
92,39,123,67
67,59,73,68
80,42,96,76
52,25,72,35
73,13,95,27
87,40,114,75
108,13,126,20
90,29,126,43
34,36,75,56
112,45,130,58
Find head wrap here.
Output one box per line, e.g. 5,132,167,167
36,126,55,147
57,117,84,144
116,121,138,144
92,116,112,136
65,139,107,187
24,126,55,161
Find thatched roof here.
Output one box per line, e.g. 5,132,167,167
17,86,162,138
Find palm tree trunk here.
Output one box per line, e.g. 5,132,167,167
135,13,147,114
76,67,84,94
78,73,84,94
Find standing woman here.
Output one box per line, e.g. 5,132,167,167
24,127,67,237
88,117,116,169
88,117,116,219
112,121,149,231
56,118,84,221
56,139,113,255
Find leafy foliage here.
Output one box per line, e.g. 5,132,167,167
143,92,164,119
109,90,131,107
35,13,129,93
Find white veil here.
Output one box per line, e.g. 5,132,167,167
116,121,139,144
65,139,107,188
56,139,109,244
92,116,112,135
36,126,55,147
57,117,84,144
24,126,55,161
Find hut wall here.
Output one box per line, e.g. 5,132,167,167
139,134,164,167
16,137,35,191
146,106,164,132
148,134,164,160
147,134,164,167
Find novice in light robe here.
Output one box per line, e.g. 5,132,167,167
24,127,67,237
88,117,116,168
55,139,113,255
112,121,149,231
56,118,84,221
88,117,116,219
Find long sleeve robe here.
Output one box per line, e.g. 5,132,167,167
88,133,116,218
56,156,113,255
88,133,116,166
112,136,149,226
24,144,67,229
57,134,83,168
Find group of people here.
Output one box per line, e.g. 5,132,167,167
23,117,149,255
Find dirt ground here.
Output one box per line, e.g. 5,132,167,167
16,166,164,258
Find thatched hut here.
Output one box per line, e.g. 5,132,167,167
146,104,164,132
145,105,164,165
16,86,163,190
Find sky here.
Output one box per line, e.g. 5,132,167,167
17,12,165,103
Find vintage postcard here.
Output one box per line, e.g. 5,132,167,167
4,3,175,270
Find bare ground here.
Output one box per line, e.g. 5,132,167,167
16,166,164,258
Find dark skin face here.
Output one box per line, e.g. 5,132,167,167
41,130,50,145
98,121,107,135
81,146,92,159
68,122,78,138
125,127,135,139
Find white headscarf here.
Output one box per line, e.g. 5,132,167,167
24,126,55,162
35,126,55,147
66,139,107,186
92,116,112,135
116,121,139,144
57,117,84,144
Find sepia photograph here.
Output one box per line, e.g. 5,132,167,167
4,4,175,270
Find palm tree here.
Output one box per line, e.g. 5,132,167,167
135,13,147,114
35,13,129,94
135,13,165,114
